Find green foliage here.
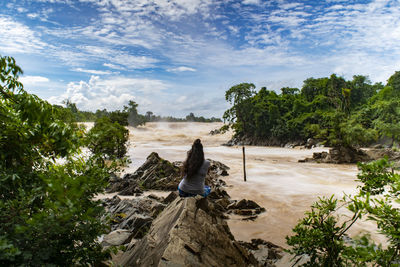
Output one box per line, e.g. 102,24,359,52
286,196,357,266
223,83,256,134
286,158,400,266
0,55,114,265
223,72,400,147
87,116,129,159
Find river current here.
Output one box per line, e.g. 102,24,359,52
112,122,383,247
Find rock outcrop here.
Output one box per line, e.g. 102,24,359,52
239,239,284,266
103,195,167,240
107,152,231,194
299,146,371,164
101,153,275,266
114,196,261,267
365,148,400,162
223,135,306,148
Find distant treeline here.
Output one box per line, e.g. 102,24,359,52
223,72,400,147
54,100,221,126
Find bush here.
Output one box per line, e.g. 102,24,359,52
286,158,400,266
87,116,129,159
0,55,114,265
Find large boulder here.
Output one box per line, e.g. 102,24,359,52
114,196,259,267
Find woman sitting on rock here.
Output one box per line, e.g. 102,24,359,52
178,139,211,197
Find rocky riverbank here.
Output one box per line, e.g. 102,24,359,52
223,135,324,150
224,134,400,165
100,152,298,266
299,147,400,164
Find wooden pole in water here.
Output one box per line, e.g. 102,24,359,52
242,146,247,182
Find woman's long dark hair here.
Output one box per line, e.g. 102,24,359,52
182,139,204,179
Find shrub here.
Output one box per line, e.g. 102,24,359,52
0,55,114,265
286,158,400,266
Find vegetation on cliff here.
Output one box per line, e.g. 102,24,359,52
223,72,400,148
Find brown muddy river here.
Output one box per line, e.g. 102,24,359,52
96,121,384,248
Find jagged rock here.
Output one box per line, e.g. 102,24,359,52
305,138,317,149
223,135,305,147
207,187,230,200
228,199,260,210
215,198,231,210
226,199,266,220
103,196,167,238
208,159,230,177
228,199,265,214
114,196,258,267
274,253,309,267
119,184,143,196
299,146,371,164
111,152,231,192
239,239,284,266
147,194,162,201
162,191,179,204
365,148,400,161
209,129,221,135
102,229,133,247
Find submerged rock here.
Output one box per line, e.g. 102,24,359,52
114,196,260,267
227,199,266,219
209,128,221,135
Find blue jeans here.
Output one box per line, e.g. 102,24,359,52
178,185,211,197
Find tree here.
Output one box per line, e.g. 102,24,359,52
223,83,256,135
0,55,113,265
145,111,154,121
109,110,129,126
124,100,145,127
86,116,129,159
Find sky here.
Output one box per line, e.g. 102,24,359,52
1,0,400,117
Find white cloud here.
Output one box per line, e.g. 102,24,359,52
49,75,169,111
103,63,126,70
72,68,113,75
167,66,197,72
242,0,261,5
17,7,28,13
20,75,50,84
27,13,39,19
0,16,47,53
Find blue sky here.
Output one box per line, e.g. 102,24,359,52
1,0,400,117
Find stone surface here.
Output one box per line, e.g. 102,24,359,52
239,239,284,267
103,195,167,238
114,197,259,267
102,229,133,247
